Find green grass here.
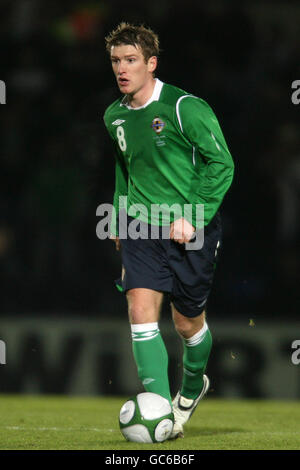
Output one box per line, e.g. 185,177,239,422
0,395,299,450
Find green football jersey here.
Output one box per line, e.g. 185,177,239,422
104,79,234,235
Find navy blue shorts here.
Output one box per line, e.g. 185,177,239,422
115,212,222,318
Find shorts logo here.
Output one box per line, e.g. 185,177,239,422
151,117,165,134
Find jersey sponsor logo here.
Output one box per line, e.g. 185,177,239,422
112,119,126,125
151,117,165,134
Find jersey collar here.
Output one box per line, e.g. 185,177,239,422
120,78,164,110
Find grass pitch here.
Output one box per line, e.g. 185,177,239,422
0,395,299,450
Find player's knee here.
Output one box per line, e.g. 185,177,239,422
127,289,162,324
174,320,195,339
127,299,159,324
173,311,206,339
128,305,149,323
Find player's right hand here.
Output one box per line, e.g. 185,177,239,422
170,218,195,244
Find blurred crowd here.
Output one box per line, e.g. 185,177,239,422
0,0,299,317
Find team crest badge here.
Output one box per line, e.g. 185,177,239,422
151,117,165,134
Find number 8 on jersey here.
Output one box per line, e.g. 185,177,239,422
117,126,127,152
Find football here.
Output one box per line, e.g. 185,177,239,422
119,392,174,443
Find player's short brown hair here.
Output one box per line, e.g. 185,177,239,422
105,22,160,63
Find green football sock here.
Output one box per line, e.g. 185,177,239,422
181,322,212,400
131,322,172,404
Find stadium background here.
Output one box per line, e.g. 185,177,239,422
0,0,299,399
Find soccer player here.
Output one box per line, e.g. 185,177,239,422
103,23,234,438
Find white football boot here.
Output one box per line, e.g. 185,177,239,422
170,374,210,439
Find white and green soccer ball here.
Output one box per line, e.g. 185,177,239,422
119,392,174,443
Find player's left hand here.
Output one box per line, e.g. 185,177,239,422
170,218,195,244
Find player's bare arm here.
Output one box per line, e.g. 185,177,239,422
110,234,120,251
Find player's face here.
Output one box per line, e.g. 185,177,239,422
110,44,157,98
